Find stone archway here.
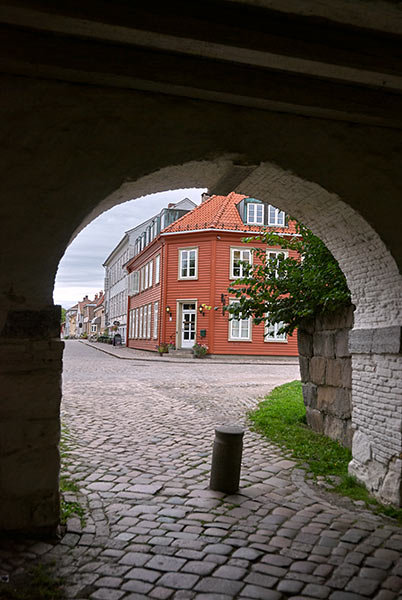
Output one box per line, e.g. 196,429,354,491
1,72,402,533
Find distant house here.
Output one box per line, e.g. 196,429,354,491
91,291,105,336
65,304,78,338
125,192,298,356
103,198,196,343
75,295,94,338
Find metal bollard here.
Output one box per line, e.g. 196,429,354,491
210,425,244,494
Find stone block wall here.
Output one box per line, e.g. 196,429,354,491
0,307,63,534
349,330,402,506
298,305,354,449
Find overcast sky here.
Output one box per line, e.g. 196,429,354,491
53,189,205,308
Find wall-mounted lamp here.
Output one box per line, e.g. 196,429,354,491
198,305,205,316
166,306,171,313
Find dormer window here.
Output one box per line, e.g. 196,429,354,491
247,202,264,225
268,205,285,226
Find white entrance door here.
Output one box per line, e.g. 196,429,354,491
181,303,196,348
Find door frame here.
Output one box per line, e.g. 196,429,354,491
176,299,198,349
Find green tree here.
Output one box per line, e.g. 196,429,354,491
227,222,351,334
61,307,67,324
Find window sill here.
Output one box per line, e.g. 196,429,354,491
178,277,199,281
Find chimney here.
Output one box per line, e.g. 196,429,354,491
95,294,98,301
201,192,211,203
167,202,175,209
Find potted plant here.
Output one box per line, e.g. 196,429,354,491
156,342,169,356
192,342,208,358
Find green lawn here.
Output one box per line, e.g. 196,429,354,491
249,381,402,523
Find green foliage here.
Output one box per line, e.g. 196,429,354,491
59,424,86,526
0,563,64,599
60,307,66,324
192,342,208,357
157,342,169,354
227,222,351,334
250,381,351,477
250,382,402,523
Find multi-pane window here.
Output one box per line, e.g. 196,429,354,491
145,263,149,290
247,203,264,225
267,249,287,278
229,301,251,341
265,319,287,342
129,271,139,295
179,248,198,279
154,301,159,339
231,248,252,278
143,305,148,338
147,303,152,339
268,205,285,226
135,309,139,338
155,254,161,284
149,260,153,288
139,307,143,338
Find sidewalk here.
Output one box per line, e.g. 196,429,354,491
79,340,300,365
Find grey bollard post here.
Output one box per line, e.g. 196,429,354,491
210,425,244,494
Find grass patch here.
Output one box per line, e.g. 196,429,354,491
0,563,64,600
249,381,402,524
59,425,85,527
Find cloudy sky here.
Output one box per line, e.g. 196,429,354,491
53,189,205,308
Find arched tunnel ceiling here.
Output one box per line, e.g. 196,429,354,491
0,0,401,128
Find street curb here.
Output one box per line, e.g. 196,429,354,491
78,340,300,366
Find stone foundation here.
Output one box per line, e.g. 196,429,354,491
349,334,402,507
0,307,62,534
298,306,354,449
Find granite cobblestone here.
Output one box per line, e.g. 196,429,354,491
1,342,401,599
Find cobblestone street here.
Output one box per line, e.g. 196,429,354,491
1,340,402,599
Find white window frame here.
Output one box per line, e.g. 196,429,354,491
154,301,159,339
144,263,149,290
265,318,287,343
149,260,153,288
268,204,285,226
247,202,264,225
266,249,288,278
143,305,147,338
228,300,252,342
135,308,139,338
155,254,161,285
230,247,253,279
179,247,198,280
147,303,152,339
139,307,143,338
91,324,97,333
133,271,139,295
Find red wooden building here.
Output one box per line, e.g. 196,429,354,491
126,192,298,356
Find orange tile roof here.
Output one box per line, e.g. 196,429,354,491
162,192,296,234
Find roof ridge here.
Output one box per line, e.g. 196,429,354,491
162,192,248,233
162,196,213,233
210,192,238,228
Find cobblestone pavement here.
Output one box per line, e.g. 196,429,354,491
1,341,402,600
